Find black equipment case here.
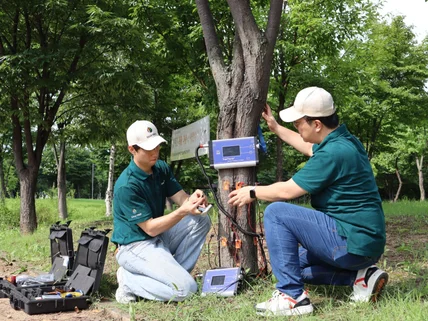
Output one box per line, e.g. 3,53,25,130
0,226,110,315
49,221,75,279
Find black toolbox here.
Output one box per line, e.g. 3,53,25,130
0,226,110,315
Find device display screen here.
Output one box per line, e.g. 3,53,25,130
223,145,240,157
211,275,225,286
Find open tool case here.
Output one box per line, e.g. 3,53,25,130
49,221,75,279
0,224,110,315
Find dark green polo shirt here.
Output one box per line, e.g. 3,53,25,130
292,124,386,257
111,159,182,245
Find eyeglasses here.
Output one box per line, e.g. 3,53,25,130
293,116,316,128
293,118,306,128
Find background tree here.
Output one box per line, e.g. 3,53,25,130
0,0,89,233
0,1,115,232
0,0,146,232
267,0,376,181
326,16,428,200
329,16,428,160
399,126,428,201
52,122,68,219
130,0,220,209
0,130,12,199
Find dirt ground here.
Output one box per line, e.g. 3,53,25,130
0,303,123,321
0,215,427,321
0,285,127,321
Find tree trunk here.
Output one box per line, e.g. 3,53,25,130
416,155,425,201
57,141,68,220
0,153,8,199
105,144,116,217
217,167,258,269
196,0,282,273
11,95,43,234
393,159,402,202
19,170,38,233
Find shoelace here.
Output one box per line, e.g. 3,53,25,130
268,290,281,301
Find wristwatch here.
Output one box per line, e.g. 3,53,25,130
249,186,256,199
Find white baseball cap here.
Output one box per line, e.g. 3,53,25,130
279,87,336,122
126,120,167,150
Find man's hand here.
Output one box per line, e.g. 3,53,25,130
179,196,205,215
228,186,254,207
182,189,208,215
189,189,207,205
262,104,279,133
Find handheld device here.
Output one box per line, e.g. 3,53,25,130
201,267,243,297
198,204,213,215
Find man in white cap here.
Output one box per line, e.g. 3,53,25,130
112,120,211,303
229,87,388,316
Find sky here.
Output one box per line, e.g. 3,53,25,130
379,0,428,42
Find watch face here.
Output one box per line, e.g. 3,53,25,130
250,189,256,199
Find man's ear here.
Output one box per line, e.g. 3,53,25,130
128,145,135,154
314,119,323,132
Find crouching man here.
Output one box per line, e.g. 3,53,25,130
112,120,211,303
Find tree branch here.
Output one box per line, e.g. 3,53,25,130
11,96,24,173
227,0,259,45
195,0,226,86
266,0,284,45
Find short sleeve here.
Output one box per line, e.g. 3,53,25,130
115,185,153,223
292,150,339,194
158,161,182,197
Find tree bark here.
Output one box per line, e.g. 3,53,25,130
416,155,425,201
195,0,283,273
105,144,116,217
57,141,68,220
18,167,38,233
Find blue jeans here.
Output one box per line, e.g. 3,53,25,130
116,214,211,301
264,202,380,299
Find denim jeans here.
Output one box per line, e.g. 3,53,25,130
264,202,380,299
116,214,211,301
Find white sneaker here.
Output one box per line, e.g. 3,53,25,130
255,290,314,316
115,266,136,304
351,266,388,303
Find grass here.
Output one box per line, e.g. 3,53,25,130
0,198,428,320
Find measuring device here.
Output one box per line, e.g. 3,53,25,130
201,267,243,297
208,137,259,169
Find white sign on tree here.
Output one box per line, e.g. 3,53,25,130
170,116,210,161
